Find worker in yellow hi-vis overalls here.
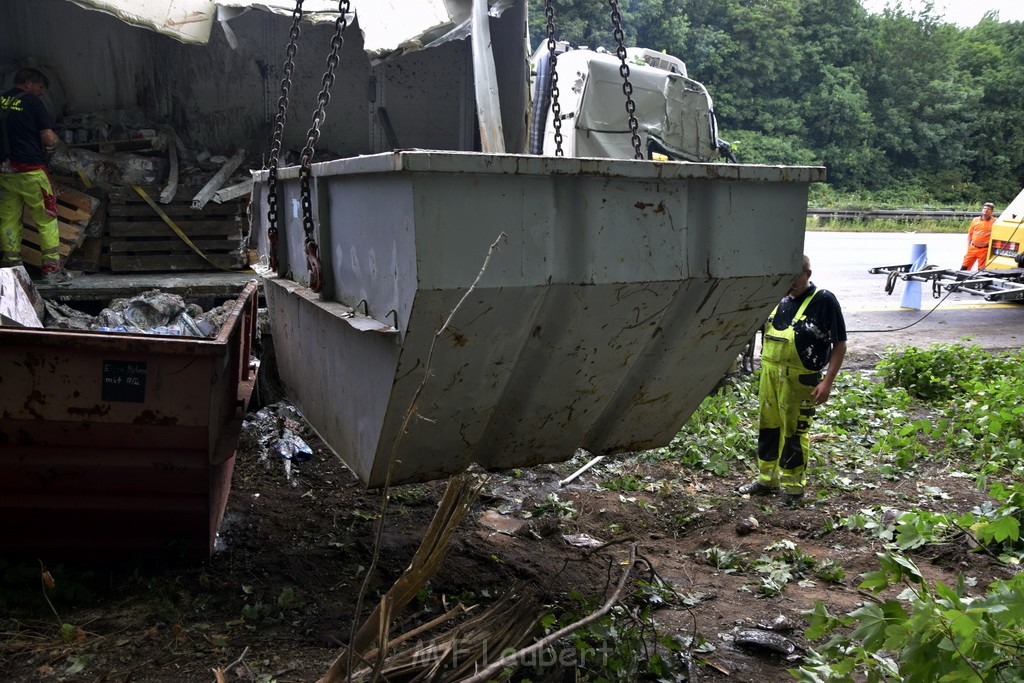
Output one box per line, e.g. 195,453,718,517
738,255,847,507
0,67,72,285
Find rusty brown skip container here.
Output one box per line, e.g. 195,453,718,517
0,280,258,559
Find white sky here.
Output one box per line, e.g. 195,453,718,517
860,0,1024,26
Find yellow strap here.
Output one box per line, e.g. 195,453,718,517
75,166,92,189
132,184,232,271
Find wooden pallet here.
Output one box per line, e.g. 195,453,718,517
20,183,101,267
105,185,247,273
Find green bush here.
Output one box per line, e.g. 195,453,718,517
876,343,1023,401
795,555,1024,682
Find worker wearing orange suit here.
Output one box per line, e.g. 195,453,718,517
961,202,996,271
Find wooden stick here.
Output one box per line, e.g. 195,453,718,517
460,544,640,683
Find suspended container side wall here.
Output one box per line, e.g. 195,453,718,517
0,281,258,558
251,151,825,487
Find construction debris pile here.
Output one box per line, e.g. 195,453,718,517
0,266,236,337
44,289,239,337
20,108,254,276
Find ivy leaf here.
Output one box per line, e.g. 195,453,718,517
881,621,911,651
803,600,851,640
974,517,1020,545
849,600,906,650
888,554,925,584
859,568,890,594
896,523,928,550
942,609,981,650
938,667,986,681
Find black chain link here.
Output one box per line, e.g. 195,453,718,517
298,0,351,293
609,0,643,159
266,0,304,273
545,0,563,156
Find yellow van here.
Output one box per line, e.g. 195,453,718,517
987,188,1024,269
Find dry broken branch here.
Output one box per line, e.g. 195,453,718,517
323,233,508,683
460,543,640,683
349,589,542,682
318,475,486,683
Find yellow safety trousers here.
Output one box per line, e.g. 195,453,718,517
0,170,60,266
757,292,820,494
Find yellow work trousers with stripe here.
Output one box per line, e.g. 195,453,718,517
757,354,818,494
0,170,60,267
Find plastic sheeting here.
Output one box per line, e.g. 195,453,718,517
66,0,515,53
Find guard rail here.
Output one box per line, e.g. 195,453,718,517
809,208,997,221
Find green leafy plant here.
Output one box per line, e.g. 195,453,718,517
842,499,1024,561
703,545,750,573
703,541,841,596
240,586,300,624
526,493,577,519
528,585,696,681
795,553,1024,682
876,343,1024,402
599,474,644,492
646,380,758,475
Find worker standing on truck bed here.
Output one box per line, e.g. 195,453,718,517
961,201,996,271
0,67,71,285
738,255,847,507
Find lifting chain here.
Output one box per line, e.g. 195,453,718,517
609,0,643,160
544,0,563,156
266,0,304,273
297,0,351,293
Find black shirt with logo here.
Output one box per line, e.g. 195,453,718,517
1,87,55,165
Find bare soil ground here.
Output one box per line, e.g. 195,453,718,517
1,398,1015,683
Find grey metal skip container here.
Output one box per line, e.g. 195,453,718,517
250,151,825,487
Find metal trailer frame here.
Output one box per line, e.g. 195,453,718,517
869,263,1024,302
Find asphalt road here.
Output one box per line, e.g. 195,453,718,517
804,232,1024,367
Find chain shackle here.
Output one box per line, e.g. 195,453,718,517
609,0,643,159
298,166,323,292
266,0,305,272
544,0,564,156
296,0,350,292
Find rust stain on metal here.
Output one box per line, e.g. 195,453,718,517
448,328,469,347
132,410,179,426
23,390,45,420
68,405,111,417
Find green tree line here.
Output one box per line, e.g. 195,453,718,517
528,0,1024,206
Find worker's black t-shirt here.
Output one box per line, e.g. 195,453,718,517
1,87,54,164
768,284,847,372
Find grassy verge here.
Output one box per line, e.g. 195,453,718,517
808,218,965,234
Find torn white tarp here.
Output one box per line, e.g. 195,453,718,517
63,0,511,53
68,0,218,44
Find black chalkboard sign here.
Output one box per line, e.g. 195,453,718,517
101,360,147,403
